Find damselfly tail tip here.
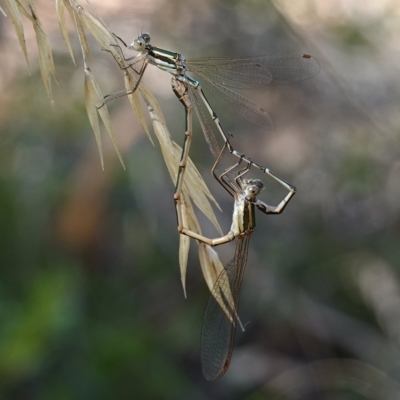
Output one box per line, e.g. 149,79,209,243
222,358,232,374
203,359,231,381
301,54,321,76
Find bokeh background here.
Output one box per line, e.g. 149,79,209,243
1,0,400,398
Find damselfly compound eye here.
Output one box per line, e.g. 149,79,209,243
245,185,260,199
132,37,146,51
141,32,151,44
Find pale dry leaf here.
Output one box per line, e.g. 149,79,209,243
142,94,208,295
67,1,91,60
12,0,32,20
31,8,59,102
183,192,202,235
140,87,216,194
185,153,221,210
14,0,59,102
77,6,115,52
55,0,76,64
139,84,168,127
174,143,222,235
84,65,125,169
198,243,236,325
84,68,104,169
97,111,125,168
143,98,188,295
84,0,109,28
146,112,176,177
177,191,207,297
179,193,190,298
4,0,30,69
0,6,6,16
140,86,179,176
198,243,223,293
124,72,153,145
77,2,129,71
141,85,222,235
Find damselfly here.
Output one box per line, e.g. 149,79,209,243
171,77,296,379
102,32,320,157
197,138,296,380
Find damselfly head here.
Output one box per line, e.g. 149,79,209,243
131,32,151,52
243,178,264,199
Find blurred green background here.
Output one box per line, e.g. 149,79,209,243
1,0,400,398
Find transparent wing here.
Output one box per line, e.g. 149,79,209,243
188,88,221,159
201,235,250,381
186,54,321,88
189,63,273,89
197,72,274,129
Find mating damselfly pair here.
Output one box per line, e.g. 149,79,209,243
102,32,320,380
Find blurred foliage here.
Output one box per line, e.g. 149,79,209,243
1,0,400,399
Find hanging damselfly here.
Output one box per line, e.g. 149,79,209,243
182,137,295,380
171,77,296,380
101,32,320,158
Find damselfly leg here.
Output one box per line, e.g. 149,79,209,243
100,35,150,104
